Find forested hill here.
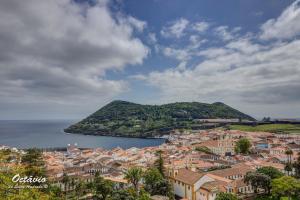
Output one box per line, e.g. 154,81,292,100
64,100,255,137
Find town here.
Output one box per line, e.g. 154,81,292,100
1,128,300,200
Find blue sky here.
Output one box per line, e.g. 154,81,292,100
0,0,299,120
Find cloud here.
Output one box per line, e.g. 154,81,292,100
0,0,148,118
163,47,191,61
161,18,189,38
126,16,147,32
192,21,209,33
260,0,300,40
142,1,300,117
148,33,157,43
214,26,235,41
140,35,300,115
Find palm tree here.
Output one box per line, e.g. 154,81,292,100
295,152,300,178
70,178,76,196
285,149,293,164
124,167,143,194
285,149,293,175
285,163,293,176
155,150,165,177
61,172,70,198
75,180,85,200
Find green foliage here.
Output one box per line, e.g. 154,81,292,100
74,180,86,199
207,165,231,172
93,174,113,200
109,189,135,200
124,167,143,192
137,189,151,200
143,168,173,199
254,195,274,200
235,138,251,154
244,171,271,194
230,124,300,134
143,168,163,194
0,161,57,200
47,185,63,198
0,149,20,163
21,148,44,167
271,176,300,199
195,146,213,154
154,151,165,177
294,152,300,178
65,100,254,137
284,163,293,176
257,166,284,179
215,192,239,200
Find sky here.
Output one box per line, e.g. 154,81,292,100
0,0,300,120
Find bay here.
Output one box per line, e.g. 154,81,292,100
0,120,165,149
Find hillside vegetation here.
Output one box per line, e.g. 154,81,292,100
229,124,300,134
65,100,255,137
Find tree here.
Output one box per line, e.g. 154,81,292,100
285,149,293,164
143,168,163,195
235,138,251,154
293,152,300,178
93,173,113,200
244,172,271,194
215,192,238,200
284,163,293,176
124,167,143,194
74,180,86,200
271,176,300,200
154,150,165,177
21,148,44,167
195,146,213,154
21,148,46,180
154,179,174,200
110,189,135,200
137,189,151,200
143,168,174,199
256,166,284,179
285,149,293,176
61,172,70,196
47,185,63,199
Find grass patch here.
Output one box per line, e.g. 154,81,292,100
229,124,300,134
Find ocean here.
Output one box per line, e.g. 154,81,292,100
0,120,165,149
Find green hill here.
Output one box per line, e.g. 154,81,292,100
64,100,255,137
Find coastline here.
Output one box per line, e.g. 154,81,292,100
64,131,169,139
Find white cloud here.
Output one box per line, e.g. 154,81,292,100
260,0,300,40
189,35,207,49
140,35,300,117
0,0,148,118
161,18,189,38
214,26,235,41
163,47,191,61
192,21,209,33
162,36,206,62
126,16,147,32
148,33,157,43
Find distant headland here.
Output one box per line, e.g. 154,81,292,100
64,100,255,138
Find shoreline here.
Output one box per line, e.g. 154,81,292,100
64,131,170,139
